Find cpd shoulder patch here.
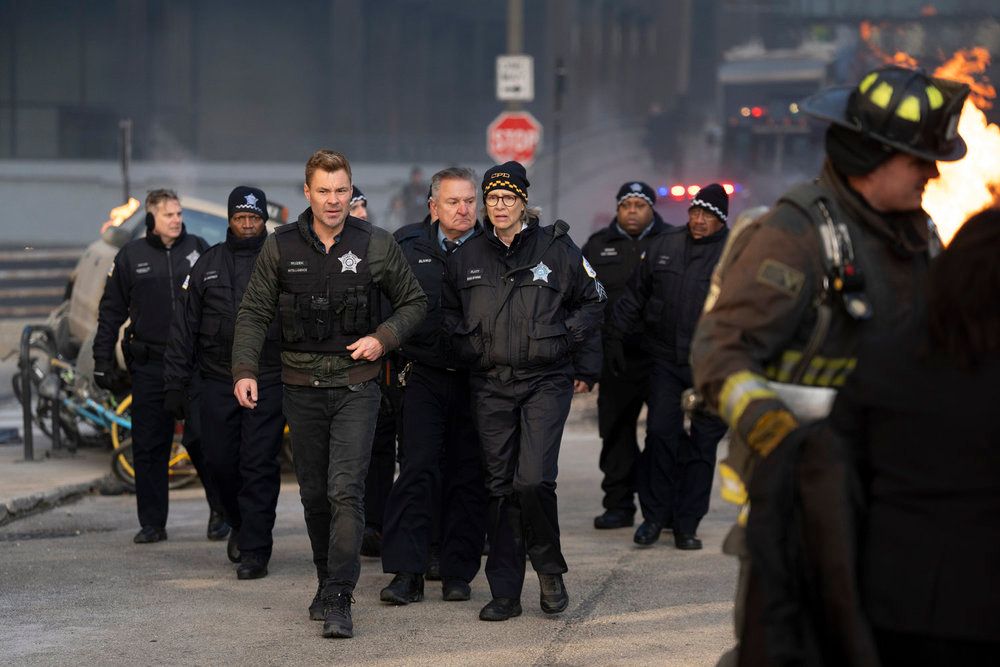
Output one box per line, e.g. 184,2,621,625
756,259,805,297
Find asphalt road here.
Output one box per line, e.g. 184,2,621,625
0,425,739,666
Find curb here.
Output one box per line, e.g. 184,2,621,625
0,475,106,527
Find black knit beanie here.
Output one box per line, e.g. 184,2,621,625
482,161,530,202
228,185,268,222
689,183,729,223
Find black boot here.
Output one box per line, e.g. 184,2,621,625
442,579,471,602
308,582,325,621
133,526,167,544
207,510,230,541
322,591,355,639
236,552,268,580
379,573,424,605
593,509,635,530
479,597,522,621
227,528,241,563
538,573,569,614
633,520,662,546
674,533,703,550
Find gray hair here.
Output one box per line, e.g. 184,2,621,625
430,167,478,200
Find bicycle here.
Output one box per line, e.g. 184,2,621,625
13,345,197,490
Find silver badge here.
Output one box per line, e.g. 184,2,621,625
631,182,642,192
186,250,200,267
531,262,552,283
244,193,258,208
339,251,362,273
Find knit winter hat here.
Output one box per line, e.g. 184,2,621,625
689,183,728,223
482,161,530,202
228,185,268,222
350,186,367,207
616,181,657,207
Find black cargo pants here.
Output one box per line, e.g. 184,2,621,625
199,376,285,558
129,357,222,529
381,364,486,583
596,351,651,514
639,358,727,535
471,369,573,600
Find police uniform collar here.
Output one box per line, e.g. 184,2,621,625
435,220,479,250
486,216,537,249
144,224,187,250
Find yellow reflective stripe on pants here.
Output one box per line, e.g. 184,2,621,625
719,462,748,506
719,370,778,428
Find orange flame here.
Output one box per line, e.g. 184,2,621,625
101,197,141,234
922,49,1000,245
858,24,999,244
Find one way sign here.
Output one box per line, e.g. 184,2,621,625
496,55,534,102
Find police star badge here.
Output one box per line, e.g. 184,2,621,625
244,193,258,208
531,261,552,283
186,250,200,267
338,251,362,273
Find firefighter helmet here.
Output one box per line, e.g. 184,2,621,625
801,65,969,162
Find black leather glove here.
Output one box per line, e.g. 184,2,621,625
604,338,627,378
93,360,129,394
163,388,188,421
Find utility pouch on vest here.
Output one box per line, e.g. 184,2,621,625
309,295,332,341
337,286,370,335
278,292,305,342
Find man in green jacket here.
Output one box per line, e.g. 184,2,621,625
232,149,426,639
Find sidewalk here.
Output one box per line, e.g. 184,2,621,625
0,441,110,525
0,348,111,526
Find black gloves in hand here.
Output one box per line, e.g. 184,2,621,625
604,338,627,377
163,389,188,421
93,360,129,394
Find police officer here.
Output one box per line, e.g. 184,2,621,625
93,188,227,544
442,161,605,622
608,184,730,550
378,167,487,605
689,66,970,664
163,186,285,580
231,150,426,640
582,181,668,530
343,183,400,560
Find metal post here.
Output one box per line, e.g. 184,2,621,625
19,325,59,461
119,118,133,202
551,58,567,221
19,327,34,461
506,0,524,112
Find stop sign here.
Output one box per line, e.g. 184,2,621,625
487,111,543,166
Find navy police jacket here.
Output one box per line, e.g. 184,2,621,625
442,217,606,382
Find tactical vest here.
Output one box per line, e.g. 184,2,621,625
275,218,377,354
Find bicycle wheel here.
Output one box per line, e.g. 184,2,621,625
111,435,199,491
110,393,132,450
11,340,60,438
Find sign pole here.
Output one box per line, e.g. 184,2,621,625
551,58,566,221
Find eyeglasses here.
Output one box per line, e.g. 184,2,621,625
485,194,519,208
232,213,263,223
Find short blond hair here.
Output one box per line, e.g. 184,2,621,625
305,150,352,186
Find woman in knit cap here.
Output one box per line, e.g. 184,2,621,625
441,160,606,621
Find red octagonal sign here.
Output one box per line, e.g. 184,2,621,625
487,111,543,166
